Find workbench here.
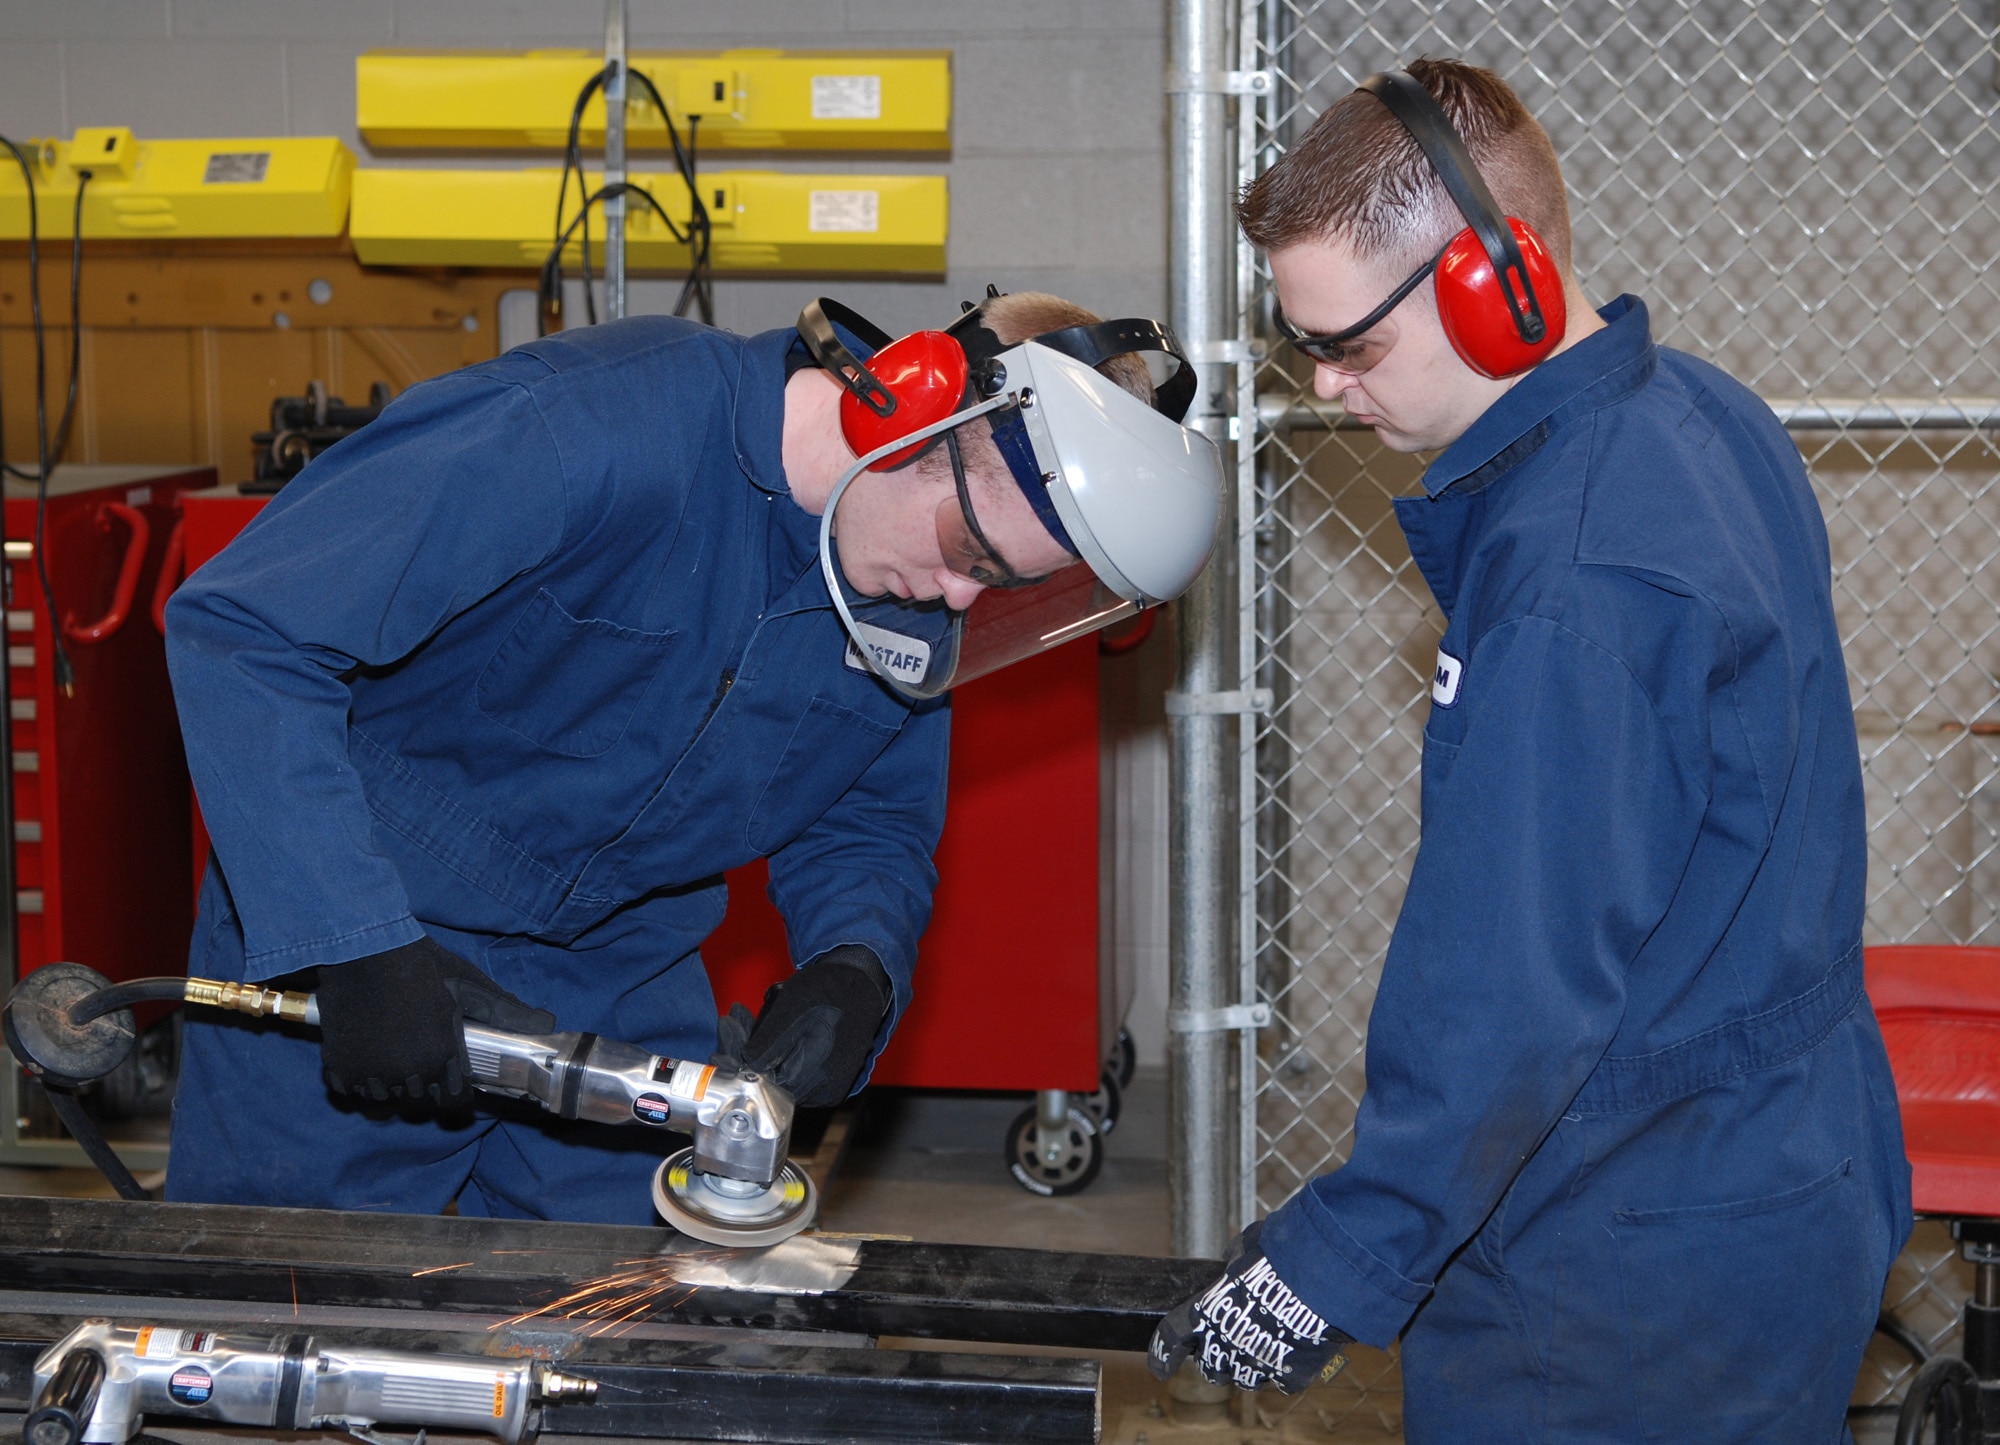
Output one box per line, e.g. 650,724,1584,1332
0,1197,1217,1445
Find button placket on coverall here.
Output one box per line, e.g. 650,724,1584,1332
162,318,948,1221
1256,298,1910,1443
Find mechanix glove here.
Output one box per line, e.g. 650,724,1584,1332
711,944,892,1108
316,935,554,1109
1147,1221,1352,1394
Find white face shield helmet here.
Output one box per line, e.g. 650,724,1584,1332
812,299,1224,701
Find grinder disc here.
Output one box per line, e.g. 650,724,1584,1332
652,1147,817,1247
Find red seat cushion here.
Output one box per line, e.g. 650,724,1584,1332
1868,946,2000,1217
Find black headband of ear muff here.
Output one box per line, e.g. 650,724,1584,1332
798,292,1201,426
797,297,900,417
1357,69,1547,346
945,300,1199,424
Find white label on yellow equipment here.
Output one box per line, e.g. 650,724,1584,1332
811,75,882,120
809,190,879,233
203,151,271,184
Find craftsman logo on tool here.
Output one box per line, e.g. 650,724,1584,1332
632,1093,670,1125
1432,649,1464,708
843,621,931,686
169,1366,213,1405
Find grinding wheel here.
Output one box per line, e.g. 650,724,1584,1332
652,1148,817,1247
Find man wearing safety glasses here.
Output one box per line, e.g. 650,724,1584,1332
160,288,1220,1222
1150,59,1905,1441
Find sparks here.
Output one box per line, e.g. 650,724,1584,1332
412,1261,474,1277
492,1257,715,1338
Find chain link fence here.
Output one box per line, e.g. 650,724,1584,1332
1233,0,2000,1433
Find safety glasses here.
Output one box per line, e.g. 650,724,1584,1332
1274,246,1444,375
933,431,1049,590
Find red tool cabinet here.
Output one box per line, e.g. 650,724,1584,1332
0,464,211,1168
703,644,1108,1094
6,465,211,987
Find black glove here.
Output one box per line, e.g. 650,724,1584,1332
1148,1221,1352,1394
316,935,554,1109
711,944,892,1108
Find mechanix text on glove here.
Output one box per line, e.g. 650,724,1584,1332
1191,1254,1347,1390
1148,1225,1351,1394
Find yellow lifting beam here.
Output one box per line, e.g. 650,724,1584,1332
357,49,952,153
349,168,947,274
0,131,354,239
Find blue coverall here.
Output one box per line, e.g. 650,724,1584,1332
1258,298,1911,1442
162,318,948,1222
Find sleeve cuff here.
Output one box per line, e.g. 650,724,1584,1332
241,914,426,981
1258,1184,1434,1349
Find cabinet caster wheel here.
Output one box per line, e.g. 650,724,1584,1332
1081,1068,1122,1136
1004,1102,1103,1197
1110,1027,1137,1089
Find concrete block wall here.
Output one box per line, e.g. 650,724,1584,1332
0,0,1169,335
0,0,1179,1068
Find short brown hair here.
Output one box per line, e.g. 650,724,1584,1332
980,290,1153,404
1237,59,1572,277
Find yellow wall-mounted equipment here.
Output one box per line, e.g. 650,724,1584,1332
356,50,952,152
0,134,354,239
350,168,947,274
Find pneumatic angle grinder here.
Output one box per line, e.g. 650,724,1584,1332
1,962,816,1246
24,1319,597,1445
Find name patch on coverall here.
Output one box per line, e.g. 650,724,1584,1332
844,620,931,686
1432,649,1464,707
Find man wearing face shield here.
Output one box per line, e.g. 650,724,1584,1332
161,287,1221,1222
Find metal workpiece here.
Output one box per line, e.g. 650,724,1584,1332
0,1318,1100,1445
0,1198,1217,1354
1166,0,1245,1264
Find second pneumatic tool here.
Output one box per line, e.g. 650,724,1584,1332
26,1319,597,1445
2,962,815,1246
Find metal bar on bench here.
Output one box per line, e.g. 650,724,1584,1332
0,1315,1100,1445
0,1198,1215,1353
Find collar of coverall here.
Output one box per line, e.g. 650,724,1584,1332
739,324,888,502
1419,294,1656,501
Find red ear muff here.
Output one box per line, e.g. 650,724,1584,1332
839,330,971,471
1435,218,1566,380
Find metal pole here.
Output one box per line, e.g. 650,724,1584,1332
602,0,628,322
1257,394,2000,432
1167,0,1241,1267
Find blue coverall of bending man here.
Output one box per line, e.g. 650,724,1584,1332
161,288,1160,1222
1150,61,1911,1442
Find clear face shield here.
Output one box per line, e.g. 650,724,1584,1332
820,340,1222,701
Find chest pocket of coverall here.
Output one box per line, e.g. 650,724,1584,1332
746,696,901,853
476,588,677,758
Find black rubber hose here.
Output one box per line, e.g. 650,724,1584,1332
1895,1354,1980,1445
41,1086,149,1201
66,976,188,1027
